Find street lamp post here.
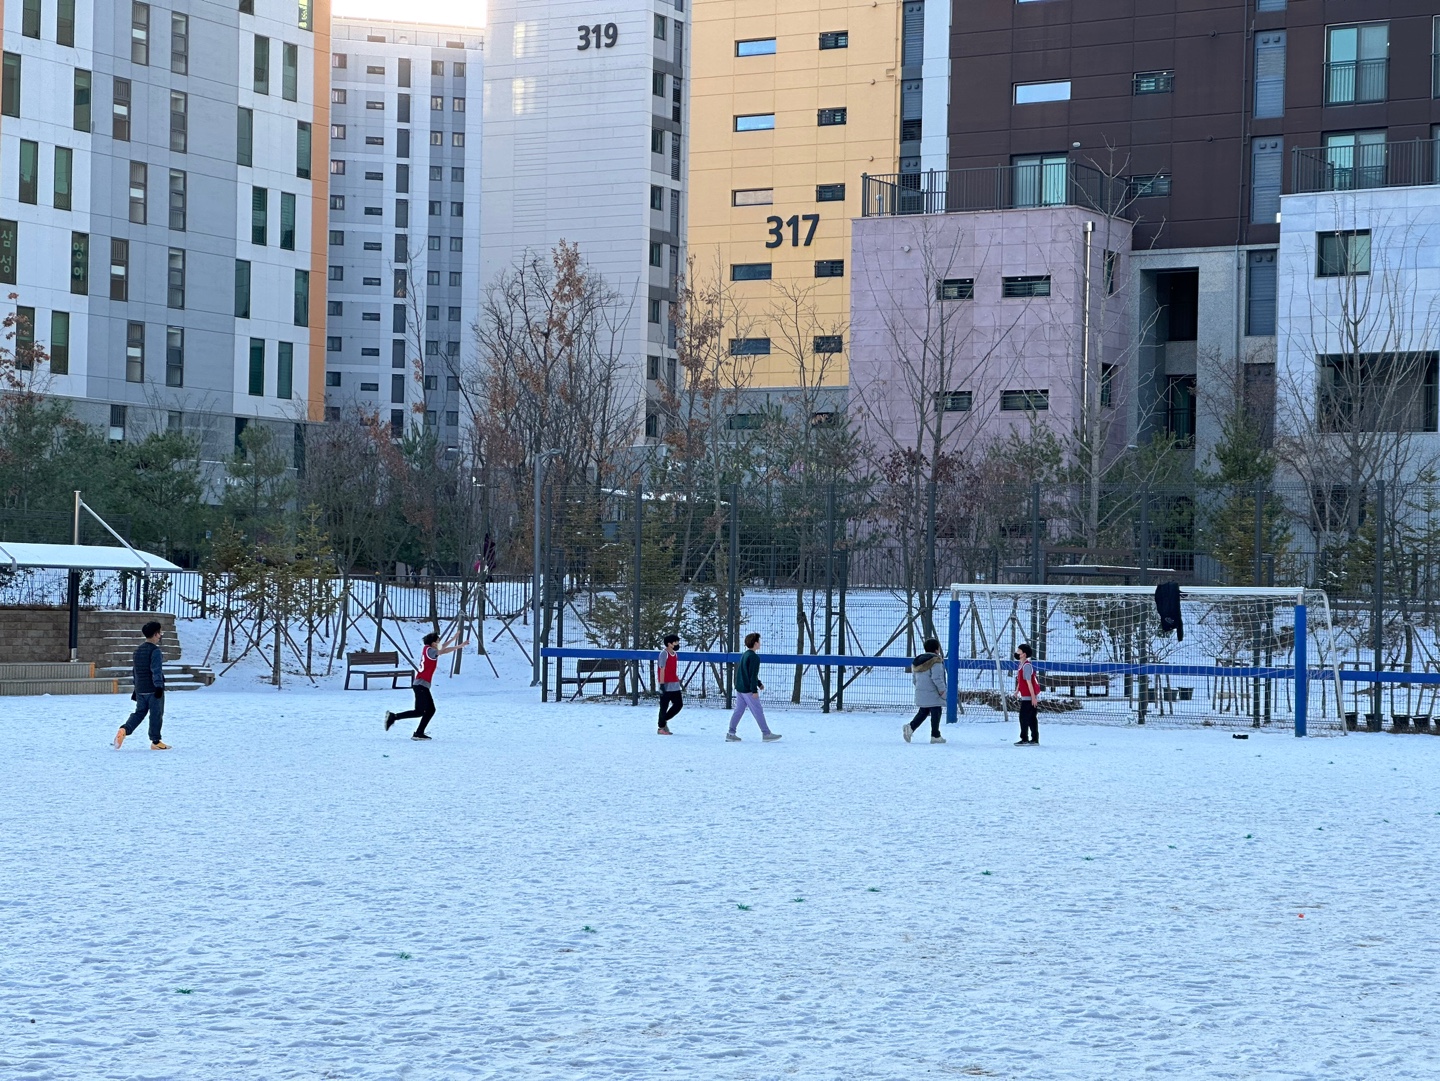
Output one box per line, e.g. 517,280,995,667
531,449,562,686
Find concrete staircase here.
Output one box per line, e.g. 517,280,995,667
0,662,119,697
0,615,213,695
102,662,216,692
94,625,215,692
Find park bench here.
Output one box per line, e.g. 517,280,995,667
344,651,412,690
560,658,627,698
1043,672,1111,697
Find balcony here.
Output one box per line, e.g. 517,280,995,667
1324,58,1388,105
861,161,1131,218
1290,139,1440,194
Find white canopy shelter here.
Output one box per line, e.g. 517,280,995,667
0,541,181,573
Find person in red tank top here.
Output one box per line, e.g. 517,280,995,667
1014,642,1041,745
656,632,683,734
386,631,466,741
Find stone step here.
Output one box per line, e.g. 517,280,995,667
0,677,119,696
0,662,96,681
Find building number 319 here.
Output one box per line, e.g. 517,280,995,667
577,23,619,50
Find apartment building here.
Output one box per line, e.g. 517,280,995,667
851,0,1440,468
688,0,950,408
481,0,689,442
0,0,329,462
324,19,482,447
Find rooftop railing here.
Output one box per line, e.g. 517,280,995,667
1290,139,1440,195
861,161,1132,218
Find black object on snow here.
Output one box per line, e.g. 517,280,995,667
1154,582,1184,642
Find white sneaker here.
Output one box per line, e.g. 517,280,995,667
762,732,782,742
726,731,742,742
902,723,913,743
930,734,946,744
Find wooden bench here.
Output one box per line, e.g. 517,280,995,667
559,658,627,697
1044,672,1111,697
344,651,412,690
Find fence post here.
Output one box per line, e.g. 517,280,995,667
837,549,848,712
632,483,643,707
1138,489,1149,725
1294,601,1308,737
1373,480,1384,722
946,585,960,725
1030,482,1041,584
726,482,738,711
1253,479,1264,586
823,482,835,713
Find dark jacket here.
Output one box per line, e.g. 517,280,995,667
132,641,165,693
735,648,762,694
1154,582,1184,642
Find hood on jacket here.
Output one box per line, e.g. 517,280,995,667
912,652,939,672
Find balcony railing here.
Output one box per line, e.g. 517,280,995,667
1324,58,1389,105
1290,138,1440,194
861,161,1131,218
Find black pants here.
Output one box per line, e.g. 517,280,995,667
910,706,942,738
1019,700,1039,743
658,690,683,728
123,691,165,743
392,686,436,735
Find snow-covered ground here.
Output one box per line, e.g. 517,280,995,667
2,639,1438,1080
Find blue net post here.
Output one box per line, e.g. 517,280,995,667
1294,602,1307,737
946,589,961,725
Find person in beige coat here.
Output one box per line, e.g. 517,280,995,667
903,637,947,744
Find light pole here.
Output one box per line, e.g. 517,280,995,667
531,448,562,686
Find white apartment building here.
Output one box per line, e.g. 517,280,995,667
324,18,481,447
0,0,330,462
482,0,688,441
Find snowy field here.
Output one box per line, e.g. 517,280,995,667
3,643,1439,1080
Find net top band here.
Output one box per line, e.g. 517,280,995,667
950,584,1309,602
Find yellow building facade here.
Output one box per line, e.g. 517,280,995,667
688,1,905,389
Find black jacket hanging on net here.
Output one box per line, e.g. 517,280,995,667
1154,582,1184,642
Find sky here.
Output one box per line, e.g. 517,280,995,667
333,0,485,30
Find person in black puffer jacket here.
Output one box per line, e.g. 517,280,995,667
114,621,168,750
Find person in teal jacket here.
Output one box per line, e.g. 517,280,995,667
728,632,781,742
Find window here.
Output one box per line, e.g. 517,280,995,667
650,242,664,268
18,141,38,205
817,107,847,126
1012,154,1068,207
331,124,346,140
364,63,384,75
816,183,846,202
1324,130,1386,191
58,0,76,46
327,265,343,281
70,232,88,294
815,259,845,278
737,38,776,56
73,69,90,131
452,132,465,147
449,201,463,217
396,164,410,193
651,128,665,154
654,13,667,39
450,237,463,252
14,306,34,369
168,170,186,230
362,311,380,322
1251,137,1283,224
251,187,268,245
235,259,251,318
647,298,662,323
132,3,150,65
1104,250,1118,296
1014,81,1071,105
171,13,189,74
237,107,254,165
297,122,312,178
731,263,772,281
332,88,347,104
448,307,461,322
431,59,444,76
329,230,345,247
110,239,129,300
1246,250,1277,336
397,270,411,297
294,269,310,325
735,114,775,132
1320,352,1439,434
1257,0,1286,10
1001,389,1049,412
397,57,411,87
446,411,459,427
165,248,185,308
1002,275,1052,298
938,391,973,412
430,130,443,146
112,78,131,141
426,269,440,285
445,341,458,356
49,312,70,374
1326,23,1388,105
395,200,408,226
1165,376,1196,446
363,276,381,286
127,161,146,223
397,94,410,123
731,188,774,207
365,169,383,179
425,340,439,356
814,335,843,354
54,147,73,211
22,0,40,38
280,192,296,251
0,220,16,285
165,327,184,388
446,376,460,391
1254,32,1286,119
1127,173,1172,198
454,62,466,77
170,91,188,152
448,271,462,287
1318,230,1371,277
277,342,293,400
109,405,127,442
727,413,763,431
937,278,975,301
1,53,18,118
1100,364,1116,408
653,71,666,97
1132,70,1173,95
283,42,298,101
391,374,405,402
452,167,465,183
819,31,848,50
729,337,771,356
248,339,265,396
125,323,145,383
330,195,345,211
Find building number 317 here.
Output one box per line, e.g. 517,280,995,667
577,23,619,50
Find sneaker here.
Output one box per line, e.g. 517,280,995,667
762,732,782,742
411,733,432,741
1015,739,1030,745
384,711,396,732
930,734,946,744
901,723,913,743
657,727,673,736
150,741,170,750
113,727,127,750
726,731,742,742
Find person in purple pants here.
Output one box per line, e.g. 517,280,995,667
727,632,781,742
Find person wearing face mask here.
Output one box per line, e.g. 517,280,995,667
1015,642,1041,745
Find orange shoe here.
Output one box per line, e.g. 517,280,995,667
150,741,170,750
113,728,127,749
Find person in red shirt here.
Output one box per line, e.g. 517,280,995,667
656,632,683,735
1015,642,1041,745
386,631,465,741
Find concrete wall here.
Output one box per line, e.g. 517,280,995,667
0,607,179,664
